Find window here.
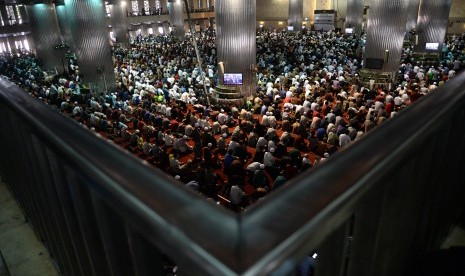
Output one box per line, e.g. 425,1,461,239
6,6,16,25
15,5,22,24
143,0,149,15
148,27,153,34
155,0,161,14
0,42,6,53
131,0,139,16
158,26,163,34
105,2,111,17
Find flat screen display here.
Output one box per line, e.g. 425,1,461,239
223,73,243,85
287,26,294,32
345,28,354,34
425,42,439,51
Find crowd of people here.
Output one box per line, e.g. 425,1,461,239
1,27,464,212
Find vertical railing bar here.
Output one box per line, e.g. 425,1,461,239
21,128,68,273
126,223,166,276
30,135,82,275
9,115,49,244
90,192,134,276
45,148,94,276
64,168,112,276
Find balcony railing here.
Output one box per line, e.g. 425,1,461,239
0,73,465,275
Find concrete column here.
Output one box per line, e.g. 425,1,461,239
142,23,150,36
333,0,347,30
168,0,185,38
202,0,208,9
345,0,364,36
216,0,256,97
364,0,408,76
65,0,116,95
209,17,214,29
288,0,303,32
111,0,130,47
56,4,75,52
405,0,421,32
27,4,64,74
162,21,170,34
159,0,167,14
150,22,157,35
315,0,331,10
414,0,452,53
137,0,145,15
149,0,157,14
5,37,12,52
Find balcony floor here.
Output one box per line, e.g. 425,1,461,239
0,178,58,276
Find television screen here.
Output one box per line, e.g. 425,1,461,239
223,73,243,85
365,58,384,69
345,28,354,34
425,42,439,51
287,26,294,32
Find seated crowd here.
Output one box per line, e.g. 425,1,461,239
1,28,464,212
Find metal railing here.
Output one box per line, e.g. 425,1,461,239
0,73,465,275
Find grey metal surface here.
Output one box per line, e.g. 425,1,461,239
215,0,256,97
414,0,452,53
111,0,129,47
288,0,303,32
333,0,348,30
345,0,364,36
405,0,420,32
64,0,116,94
168,0,185,38
26,4,63,73
0,77,239,276
55,4,74,53
364,0,408,74
239,72,465,275
1,68,465,275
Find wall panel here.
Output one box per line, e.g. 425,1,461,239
27,4,64,73
216,0,256,97
405,0,420,32
111,0,129,47
168,0,185,38
345,0,363,36
364,0,408,74
415,0,452,53
64,0,116,94
288,0,303,31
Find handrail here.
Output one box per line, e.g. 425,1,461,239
239,71,465,274
0,77,239,275
1,71,465,275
